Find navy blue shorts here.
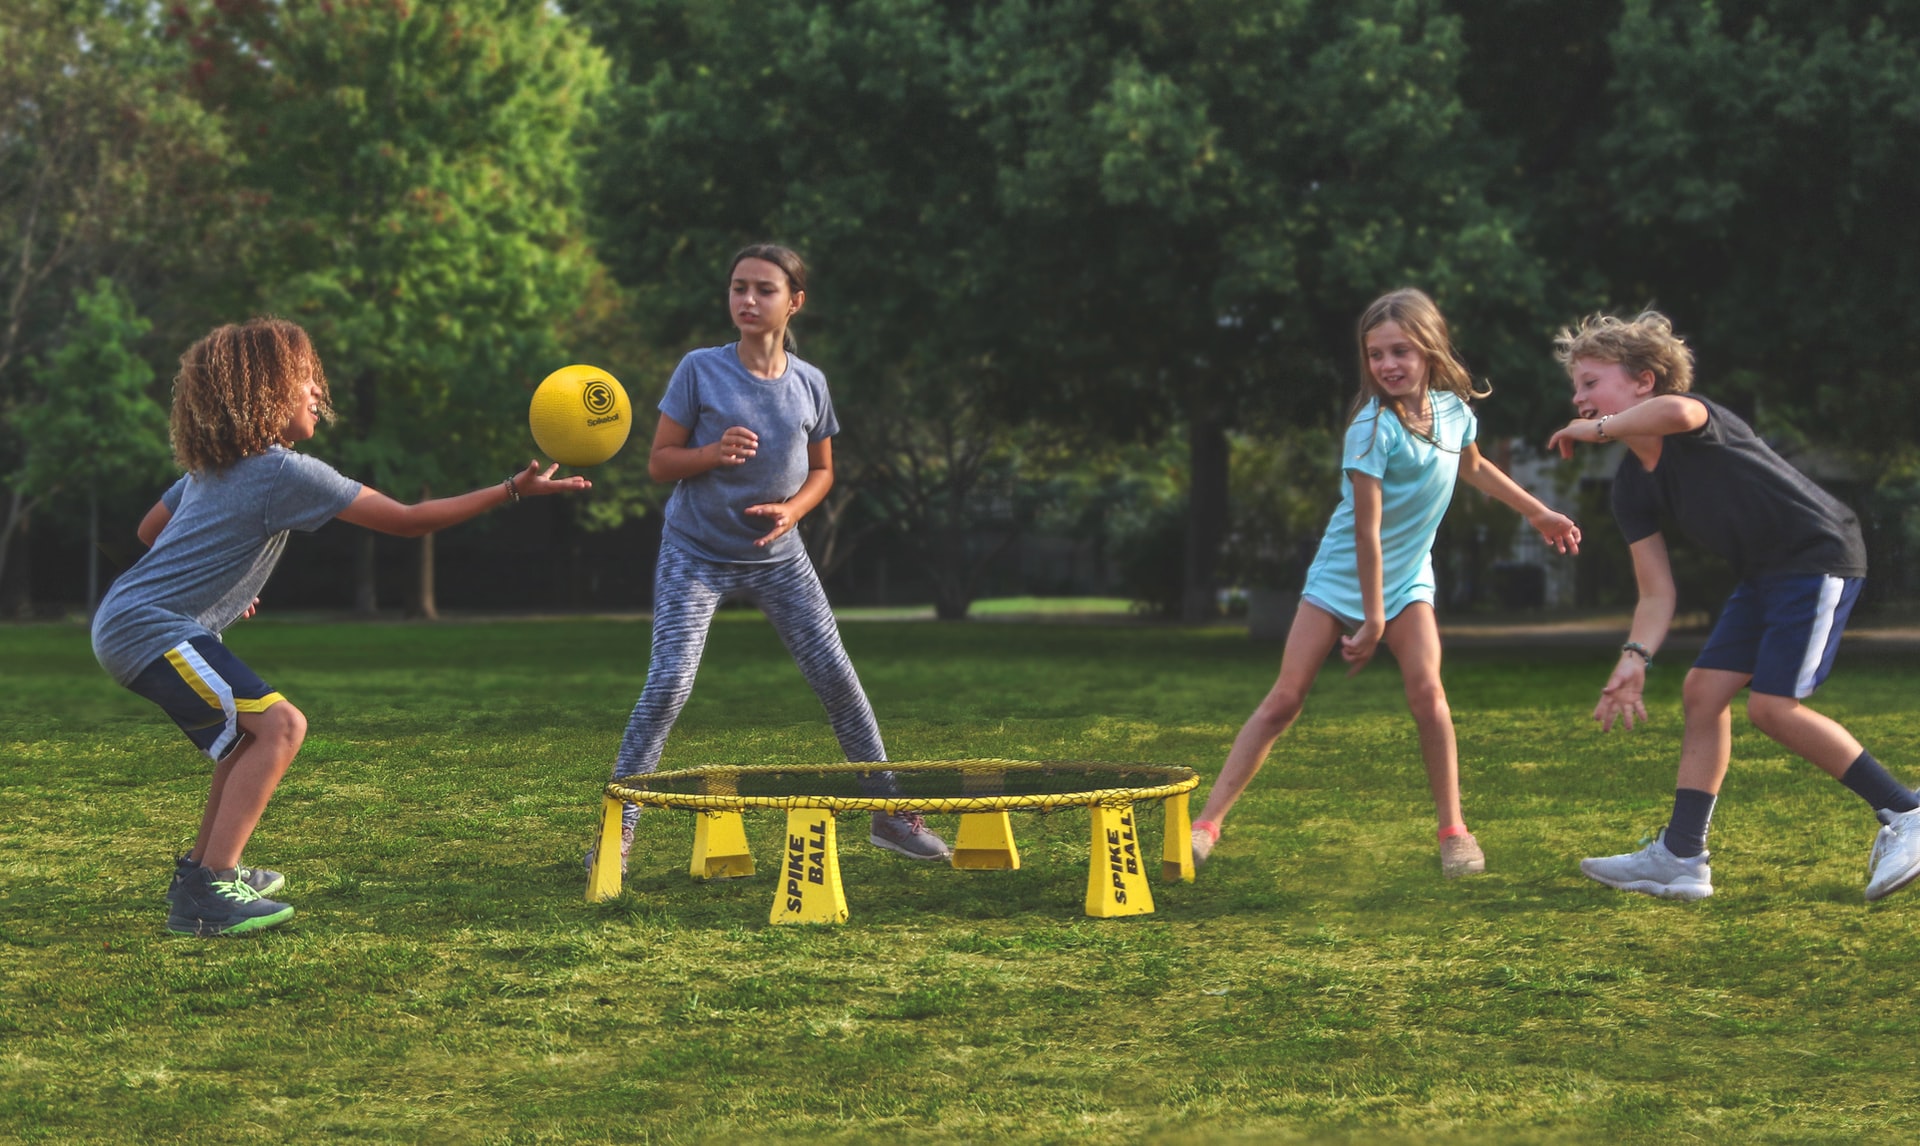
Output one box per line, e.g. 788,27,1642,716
1695,575,1863,698
124,637,286,760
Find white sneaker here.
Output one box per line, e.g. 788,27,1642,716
1865,807,1920,902
1580,832,1713,900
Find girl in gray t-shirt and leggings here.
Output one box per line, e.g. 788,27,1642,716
590,244,950,872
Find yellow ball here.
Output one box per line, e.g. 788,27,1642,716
529,364,632,466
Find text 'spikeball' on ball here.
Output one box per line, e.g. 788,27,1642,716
529,364,631,466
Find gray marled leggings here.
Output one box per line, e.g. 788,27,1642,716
611,541,887,827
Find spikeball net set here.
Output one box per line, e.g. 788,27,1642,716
586,760,1201,924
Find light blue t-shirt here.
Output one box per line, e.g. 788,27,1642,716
658,344,839,564
92,447,363,684
1301,392,1477,625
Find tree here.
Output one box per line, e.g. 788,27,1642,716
9,280,172,612
0,0,229,611
180,0,612,616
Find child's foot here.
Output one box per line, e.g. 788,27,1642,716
1579,831,1712,900
172,853,284,898
166,866,294,937
583,822,636,876
870,811,950,860
1439,832,1486,878
1191,820,1221,867
1866,807,1920,902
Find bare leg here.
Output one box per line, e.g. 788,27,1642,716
1745,693,1866,779
1195,603,1343,827
197,703,306,871
1381,604,1461,831
1676,668,1748,794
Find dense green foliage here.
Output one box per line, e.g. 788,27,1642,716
2,1,1917,615
5,618,1920,1140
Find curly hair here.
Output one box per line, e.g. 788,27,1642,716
1348,288,1488,443
1552,310,1694,395
170,318,333,472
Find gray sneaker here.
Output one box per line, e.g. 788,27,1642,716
1440,832,1486,878
1866,807,1920,902
1580,831,1712,900
583,821,635,876
870,811,951,860
173,853,284,899
166,866,294,937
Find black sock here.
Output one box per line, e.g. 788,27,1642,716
1664,788,1717,858
1840,751,1920,814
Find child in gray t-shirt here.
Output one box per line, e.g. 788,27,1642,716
93,317,588,937
589,244,951,879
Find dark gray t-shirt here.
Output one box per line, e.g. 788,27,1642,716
1611,395,1866,578
658,345,839,564
92,447,363,684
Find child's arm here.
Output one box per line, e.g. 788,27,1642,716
1547,395,1708,459
1594,533,1677,733
335,461,589,538
648,413,757,482
746,438,833,547
1457,443,1582,555
136,501,171,547
1341,473,1385,675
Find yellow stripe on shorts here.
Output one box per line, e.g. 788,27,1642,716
234,692,286,713
164,648,223,710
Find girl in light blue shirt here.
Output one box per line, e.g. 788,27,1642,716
1191,289,1582,879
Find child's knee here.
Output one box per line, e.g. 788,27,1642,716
1404,678,1450,726
1251,688,1305,735
1745,692,1796,735
245,702,306,752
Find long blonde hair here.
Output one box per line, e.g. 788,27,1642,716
1347,288,1487,445
171,317,333,472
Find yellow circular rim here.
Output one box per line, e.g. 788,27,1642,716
605,759,1199,814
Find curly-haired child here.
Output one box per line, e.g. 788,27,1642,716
92,317,589,936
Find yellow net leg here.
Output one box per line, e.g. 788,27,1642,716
771,809,848,925
690,811,756,879
951,811,1021,870
1085,803,1154,918
1162,791,1195,883
585,796,626,902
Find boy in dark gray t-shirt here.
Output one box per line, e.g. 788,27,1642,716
95,317,588,937
1548,310,1919,904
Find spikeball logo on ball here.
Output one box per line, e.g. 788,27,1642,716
529,364,632,466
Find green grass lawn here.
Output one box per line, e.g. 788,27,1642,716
4,616,1919,1143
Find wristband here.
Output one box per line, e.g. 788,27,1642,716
1620,641,1651,667
1594,414,1613,442
503,475,522,504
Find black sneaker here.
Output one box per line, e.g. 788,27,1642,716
166,866,295,937
172,853,286,899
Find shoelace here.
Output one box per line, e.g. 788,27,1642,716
900,813,929,834
211,874,263,903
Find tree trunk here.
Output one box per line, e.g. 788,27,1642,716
86,481,99,617
0,495,33,618
1181,414,1229,623
409,528,438,620
354,532,379,615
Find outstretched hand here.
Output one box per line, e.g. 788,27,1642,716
513,461,592,497
1593,660,1649,733
1546,418,1603,460
1529,509,1582,555
1341,618,1383,677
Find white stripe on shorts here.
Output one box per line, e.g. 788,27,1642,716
173,640,240,759
1793,575,1846,698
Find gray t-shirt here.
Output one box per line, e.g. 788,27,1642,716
92,447,363,684
658,344,839,564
